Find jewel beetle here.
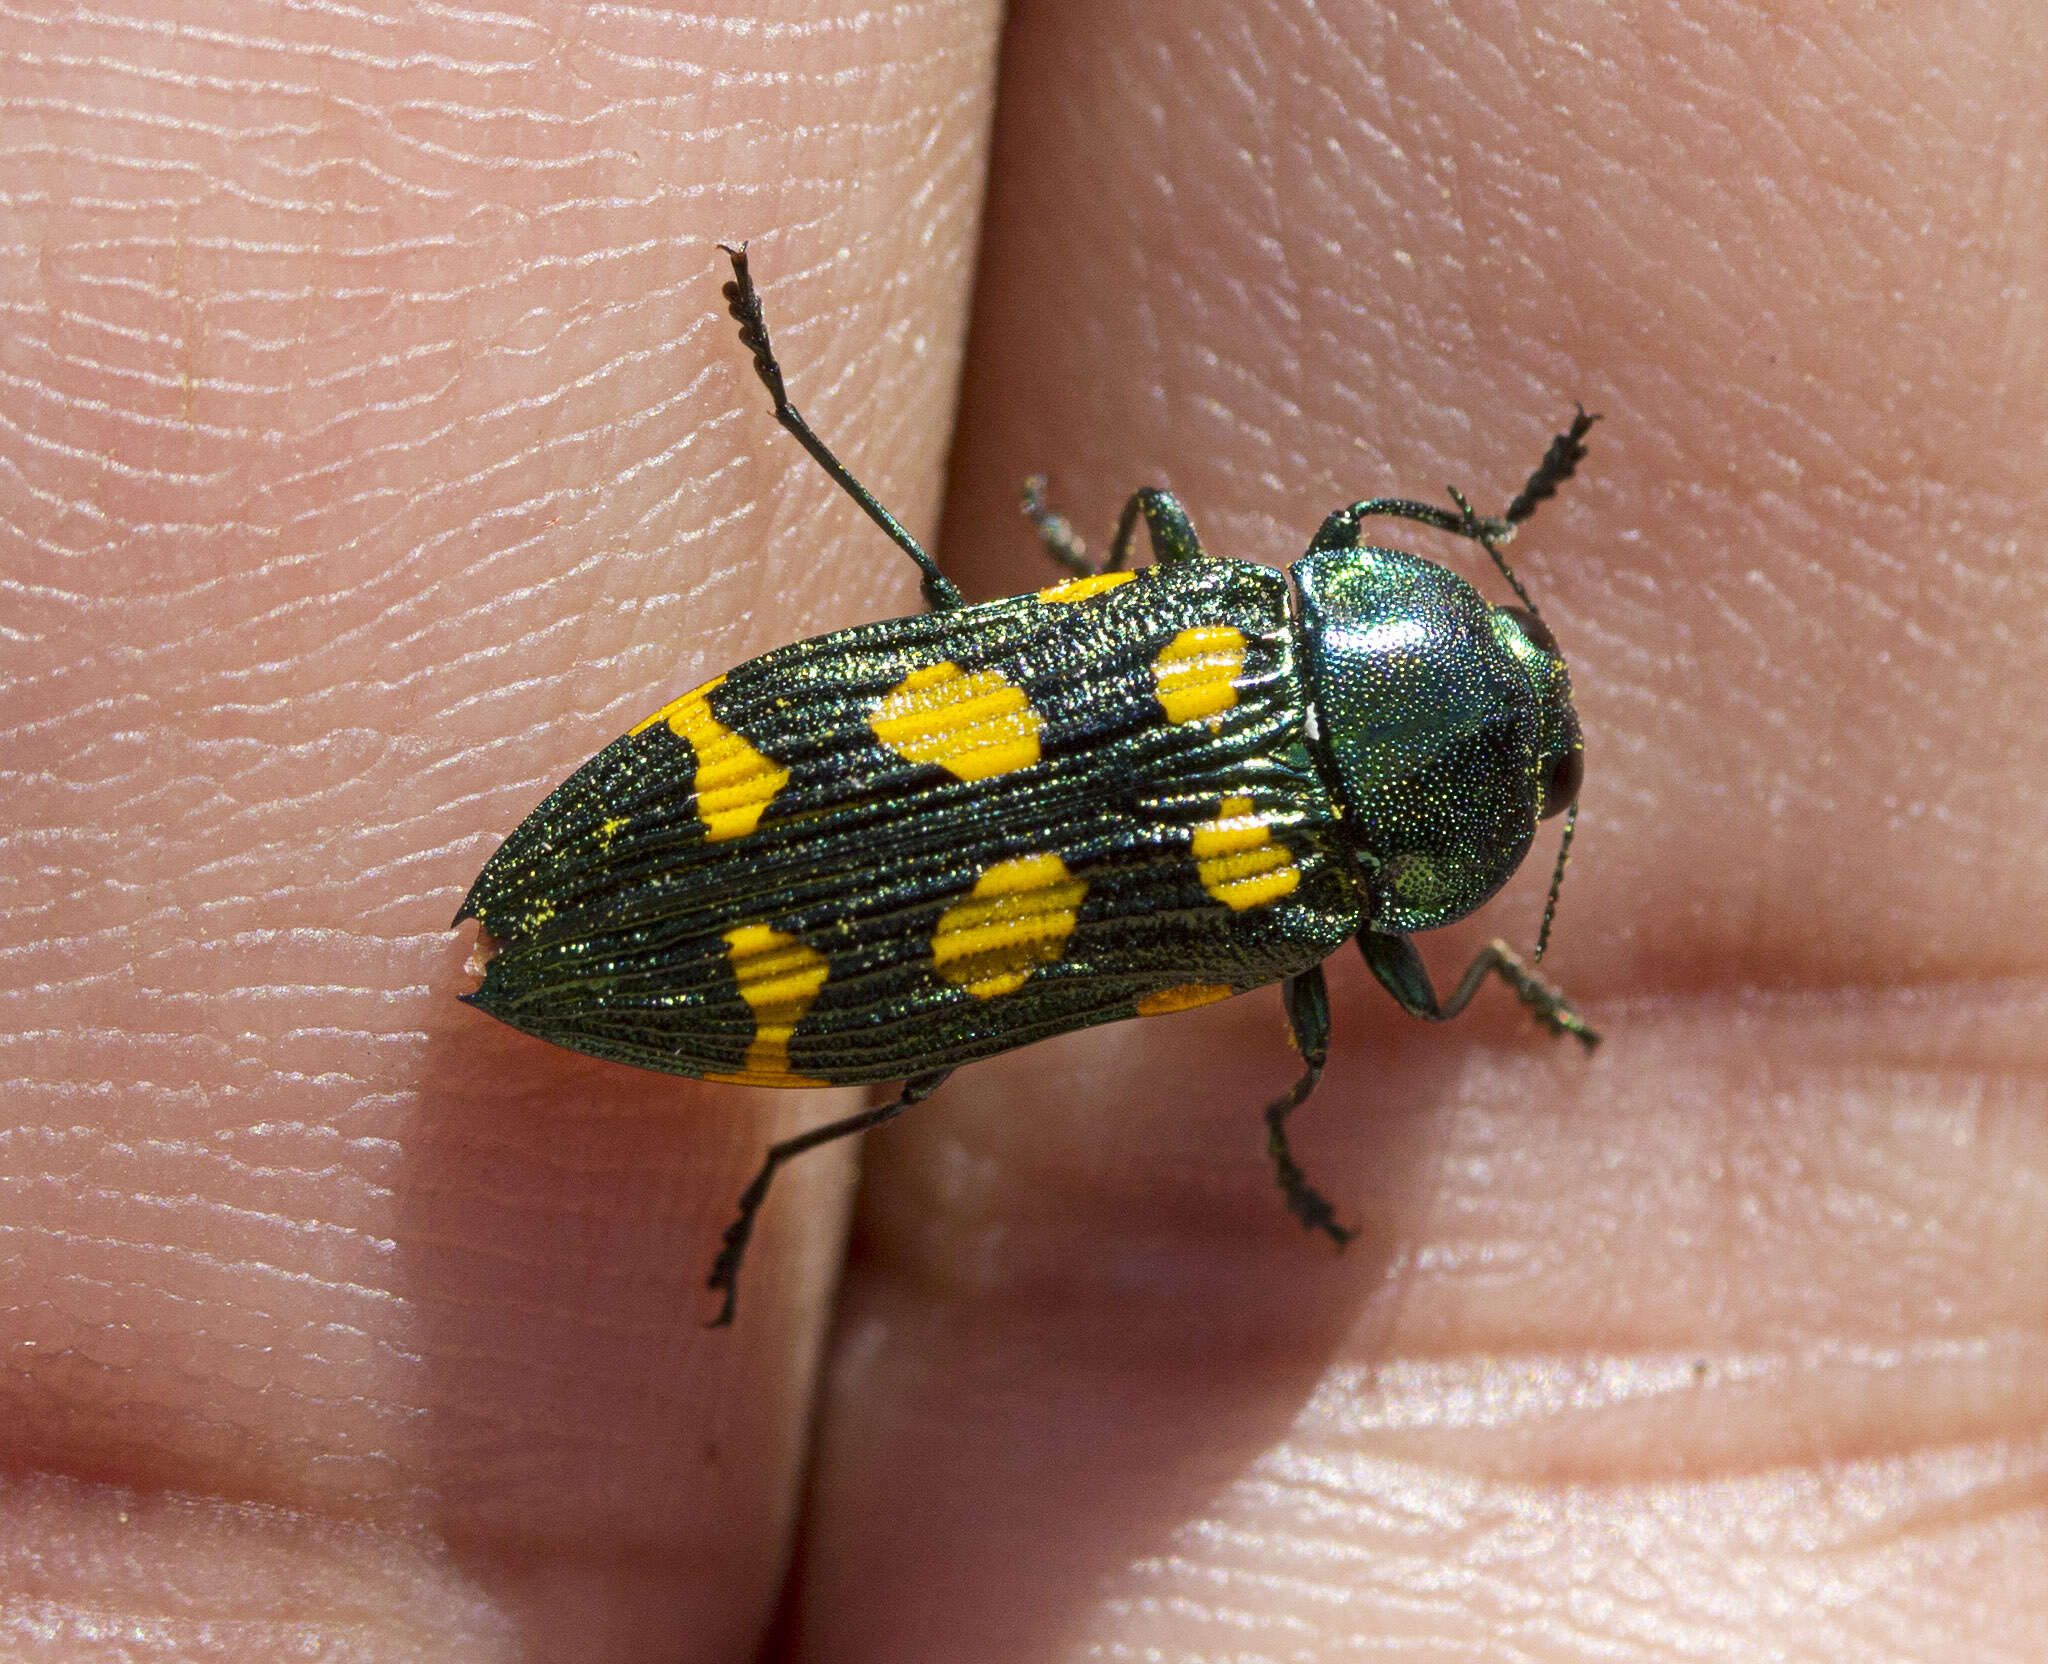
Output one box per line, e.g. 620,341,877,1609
456,245,1601,1324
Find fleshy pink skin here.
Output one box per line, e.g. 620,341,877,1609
4,0,2044,1658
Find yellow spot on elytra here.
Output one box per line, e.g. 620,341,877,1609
1154,625,1248,726
932,852,1086,999
1191,795,1301,911
1136,982,1234,1017
598,815,629,850
871,662,1043,781
631,674,788,842
1037,571,1136,604
707,923,829,1086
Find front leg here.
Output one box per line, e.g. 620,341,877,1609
1361,931,1600,1049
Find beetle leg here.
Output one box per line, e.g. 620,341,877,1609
1019,476,1099,576
1105,488,1208,570
1360,931,1600,1049
1020,481,1210,576
1264,967,1353,1247
718,244,964,612
706,1068,953,1326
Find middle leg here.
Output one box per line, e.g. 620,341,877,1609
1017,481,1211,576
1265,965,1353,1247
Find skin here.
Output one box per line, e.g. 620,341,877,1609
2,0,2043,1658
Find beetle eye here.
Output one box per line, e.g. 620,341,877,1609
1503,605,1559,657
1540,743,1584,818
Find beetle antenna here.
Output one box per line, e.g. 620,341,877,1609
1506,405,1599,527
1446,405,1600,623
1533,802,1577,964
1446,484,1540,616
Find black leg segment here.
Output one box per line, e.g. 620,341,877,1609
1019,476,1098,577
1360,931,1599,1049
706,1068,953,1326
1265,966,1353,1248
1018,481,1212,577
1107,487,1207,570
719,244,964,612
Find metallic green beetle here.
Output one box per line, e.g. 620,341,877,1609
457,246,1599,1323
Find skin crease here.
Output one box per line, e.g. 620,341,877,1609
1,0,2043,1661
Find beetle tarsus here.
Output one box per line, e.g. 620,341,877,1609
715,243,964,611
703,1071,951,1326
1265,968,1354,1247
1267,1100,1355,1248
1362,931,1599,1050
705,1164,774,1328
1484,938,1602,1050
1020,476,1097,576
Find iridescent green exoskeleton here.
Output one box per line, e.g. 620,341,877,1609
456,246,1600,1323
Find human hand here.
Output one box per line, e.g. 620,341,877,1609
5,0,2042,1657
